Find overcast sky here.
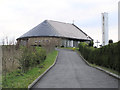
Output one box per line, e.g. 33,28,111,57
0,0,119,46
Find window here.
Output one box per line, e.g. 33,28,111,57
35,41,37,43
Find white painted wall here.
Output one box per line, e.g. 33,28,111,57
64,40,67,47
70,40,73,47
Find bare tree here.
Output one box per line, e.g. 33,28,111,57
2,36,16,84
9,37,15,45
5,36,8,45
2,38,5,46
2,38,7,83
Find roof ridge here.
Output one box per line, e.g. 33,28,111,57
46,20,61,36
47,20,72,25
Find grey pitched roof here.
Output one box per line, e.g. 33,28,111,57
17,20,92,40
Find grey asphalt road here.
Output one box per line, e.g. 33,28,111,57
32,49,119,88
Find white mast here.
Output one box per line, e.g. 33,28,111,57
102,12,108,46
118,1,120,41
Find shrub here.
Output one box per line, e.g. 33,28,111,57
109,39,113,44
18,46,32,73
34,47,46,64
72,47,76,51
78,41,120,72
89,40,94,47
18,46,46,73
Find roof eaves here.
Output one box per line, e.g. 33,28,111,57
72,24,93,40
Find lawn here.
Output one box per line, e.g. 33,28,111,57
2,50,58,88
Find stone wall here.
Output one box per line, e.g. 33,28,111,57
17,37,89,48
18,37,62,47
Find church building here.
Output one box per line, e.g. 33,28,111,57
16,20,93,47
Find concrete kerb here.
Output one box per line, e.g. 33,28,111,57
76,50,120,80
28,51,58,89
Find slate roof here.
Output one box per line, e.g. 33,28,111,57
17,20,92,41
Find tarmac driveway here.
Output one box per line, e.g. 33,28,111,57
32,49,119,88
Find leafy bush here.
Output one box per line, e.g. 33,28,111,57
109,39,113,44
18,46,31,73
34,47,46,64
18,46,46,73
78,41,120,72
89,40,94,46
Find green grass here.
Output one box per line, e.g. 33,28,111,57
89,64,120,76
0,75,2,88
60,47,73,50
60,47,79,50
2,50,58,88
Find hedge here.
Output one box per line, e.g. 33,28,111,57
78,41,120,72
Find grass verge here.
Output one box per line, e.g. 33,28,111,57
89,63,120,76
2,50,58,88
60,47,79,51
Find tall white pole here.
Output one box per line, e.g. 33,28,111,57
118,1,120,41
102,12,108,46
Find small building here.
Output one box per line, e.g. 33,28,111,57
16,20,93,47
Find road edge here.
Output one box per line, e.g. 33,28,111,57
28,51,58,89
76,50,120,80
